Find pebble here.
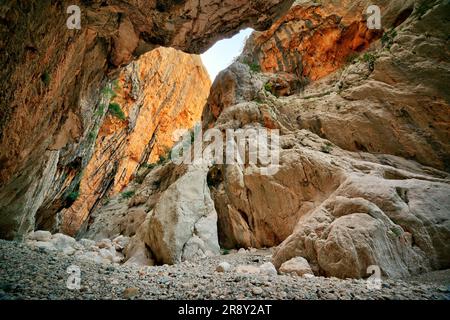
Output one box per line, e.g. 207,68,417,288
216,262,232,273
0,239,448,300
252,287,263,295
123,287,139,299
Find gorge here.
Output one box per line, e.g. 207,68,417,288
0,0,449,300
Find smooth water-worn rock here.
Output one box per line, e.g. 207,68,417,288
279,257,313,276
27,231,52,242
216,262,232,273
146,167,221,264
260,262,278,276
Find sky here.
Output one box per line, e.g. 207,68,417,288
201,28,254,82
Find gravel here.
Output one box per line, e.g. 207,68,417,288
0,239,449,300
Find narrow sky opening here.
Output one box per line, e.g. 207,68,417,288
201,28,254,82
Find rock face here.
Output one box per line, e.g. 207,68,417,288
1,0,449,282
59,47,211,236
86,0,447,278
202,0,385,128
146,166,221,264
273,175,450,278
241,3,382,80
0,0,294,240
205,0,450,278
203,1,450,172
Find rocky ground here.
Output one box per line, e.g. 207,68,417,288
0,240,449,300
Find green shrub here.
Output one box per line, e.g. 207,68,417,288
112,79,121,90
244,59,261,73
264,82,273,93
158,154,166,164
95,104,105,117
156,146,172,165
142,163,157,170
222,248,230,255
414,2,434,18
121,190,135,199
108,102,126,121
88,130,97,141
66,191,79,203
363,53,376,71
249,62,261,73
381,29,397,49
41,71,51,86
321,142,333,154
391,226,403,237
101,86,117,99
253,97,263,104
346,53,359,64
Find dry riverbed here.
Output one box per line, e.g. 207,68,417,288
0,240,449,300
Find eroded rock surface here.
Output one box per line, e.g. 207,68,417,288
0,0,294,239
59,47,210,236
90,0,449,279
1,0,448,283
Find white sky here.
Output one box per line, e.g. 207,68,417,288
201,28,254,82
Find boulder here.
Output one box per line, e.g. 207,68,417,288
259,262,278,276
76,251,107,264
27,230,52,242
99,248,115,263
112,235,130,251
96,239,113,249
32,241,56,251
279,257,313,276
216,262,232,273
146,167,220,264
79,238,96,249
273,176,450,279
50,233,76,251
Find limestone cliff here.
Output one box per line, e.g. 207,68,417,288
85,0,450,278
0,0,294,239
59,47,210,236
207,0,450,277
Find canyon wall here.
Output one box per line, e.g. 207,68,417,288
0,0,294,239
209,0,450,277
85,0,450,278
0,0,448,280
58,47,211,236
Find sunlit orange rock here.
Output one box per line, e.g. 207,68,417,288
61,48,211,235
244,4,382,81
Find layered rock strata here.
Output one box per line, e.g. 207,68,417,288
60,47,210,236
